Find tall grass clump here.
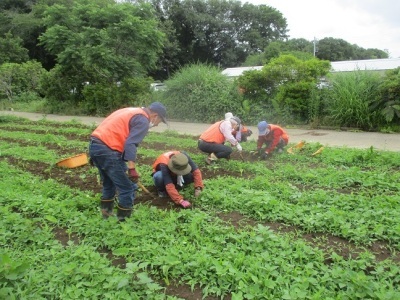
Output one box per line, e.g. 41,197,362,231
327,70,382,130
158,63,242,123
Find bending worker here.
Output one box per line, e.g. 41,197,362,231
198,116,243,164
152,151,204,208
256,121,289,159
89,102,167,221
225,112,252,142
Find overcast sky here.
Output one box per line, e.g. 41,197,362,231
244,0,400,58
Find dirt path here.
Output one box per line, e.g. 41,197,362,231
1,110,399,151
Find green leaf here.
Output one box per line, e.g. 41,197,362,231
45,215,58,223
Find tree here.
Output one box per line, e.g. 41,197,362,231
315,37,355,61
143,0,288,72
238,55,331,123
38,0,164,105
0,33,29,64
316,37,388,61
0,0,35,13
0,1,56,70
0,61,46,101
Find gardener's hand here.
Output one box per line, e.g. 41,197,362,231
250,149,258,156
260,152,269,160
127,168,140,183
180,199,191,208
236,143,242,152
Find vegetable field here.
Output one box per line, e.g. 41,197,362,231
1,115,399,299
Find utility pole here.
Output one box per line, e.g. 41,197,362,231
313,37,318,57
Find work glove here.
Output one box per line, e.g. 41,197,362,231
127,168,140,183
260,152,269,160
180,199,191,208
194,187,202,197
236,143,242,152
249,149,257,156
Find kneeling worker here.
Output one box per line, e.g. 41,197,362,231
152,151,204,208
257,121,289,159
198,116,243,164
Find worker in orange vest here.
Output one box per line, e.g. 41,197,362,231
89,102,167,221
233,124,252,142
198,116,243,164
225,112,252,142
256,121,289,159
152,151,204,208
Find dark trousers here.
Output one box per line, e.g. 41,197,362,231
89,138,137,209
198,140,232,159
152,171,194,192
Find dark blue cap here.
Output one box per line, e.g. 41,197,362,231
149,102,167,124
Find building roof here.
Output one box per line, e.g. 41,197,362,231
221,58,400,77
221,66,263,77
330,58,400,72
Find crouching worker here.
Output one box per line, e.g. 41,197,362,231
234,124,253,142
198,116,243,164
257,121,289,159
152,151,204,208
225,112,252,142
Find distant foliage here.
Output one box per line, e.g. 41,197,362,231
82,78,153,116
159,63,242,123
326,71,382,130
374,67,400,124
0,33,29,64
0,61,46,101
238,55,331,124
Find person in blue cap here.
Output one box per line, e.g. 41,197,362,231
256,121,289,159
89,102,167,221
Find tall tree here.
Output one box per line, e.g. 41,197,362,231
38,0,164,86
0,33,29,64
143,0,288,74
316,37,355,61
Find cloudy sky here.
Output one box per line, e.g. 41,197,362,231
245,0,400,58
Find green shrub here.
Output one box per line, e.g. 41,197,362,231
81,78,152,116
327,71,382,130
161,63,243,123
237,55,331,124
0,61,46,101
373,67,400,124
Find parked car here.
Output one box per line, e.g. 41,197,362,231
150,83,167,91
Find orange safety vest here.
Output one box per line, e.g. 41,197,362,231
152,151,180,173
199,121,225,144
232,125,250,136
270,124,289,143
91,107,149,152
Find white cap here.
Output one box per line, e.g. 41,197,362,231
224,112,233,120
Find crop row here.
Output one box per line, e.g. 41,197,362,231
1,116,399,299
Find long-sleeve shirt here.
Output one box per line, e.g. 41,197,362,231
257,125,289,153
220,120,239,146
91,107,150,162
123,114,150,161
154,153,204,204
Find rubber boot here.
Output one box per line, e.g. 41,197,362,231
117,205,132,222
100,198,115,219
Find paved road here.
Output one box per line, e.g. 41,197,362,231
1,110,399,151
